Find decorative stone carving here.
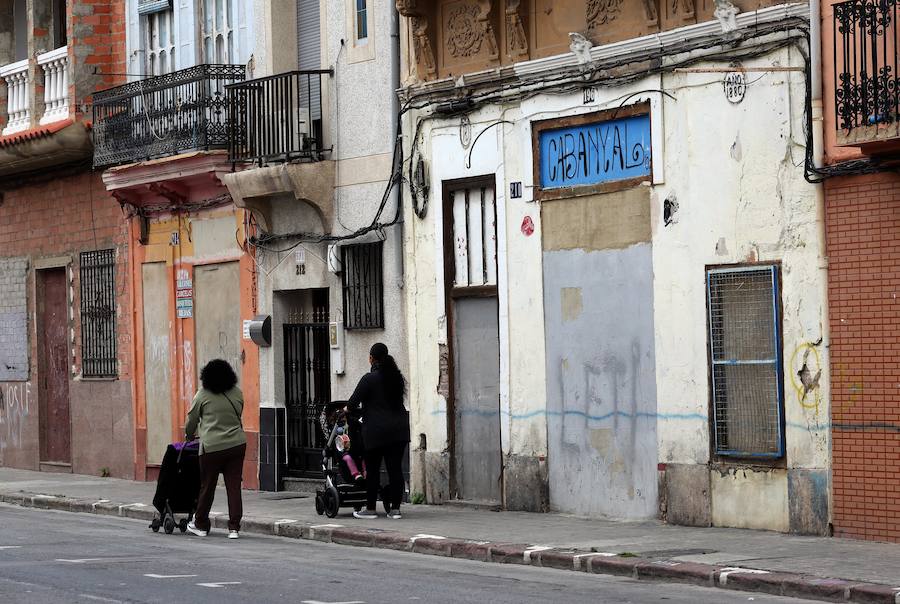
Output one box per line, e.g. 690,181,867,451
642,0,659,26
412,16,437,77
446,0,498,60
673,0,695,20
505,0,528,60
587,0,625,31
714,0,740,33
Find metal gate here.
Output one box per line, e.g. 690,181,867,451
284,323,331,476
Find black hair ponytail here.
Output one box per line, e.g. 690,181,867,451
370,343,406,402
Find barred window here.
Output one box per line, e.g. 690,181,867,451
707,266,784,458
80,250,118,378
341,242,384,329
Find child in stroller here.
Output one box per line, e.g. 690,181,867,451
319,402,365,482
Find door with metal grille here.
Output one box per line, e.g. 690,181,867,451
284,322,331,476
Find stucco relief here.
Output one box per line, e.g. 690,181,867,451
587,0,625,30
643,0,659,25
446,1,499,59
670,0,696,19
505,0,528,59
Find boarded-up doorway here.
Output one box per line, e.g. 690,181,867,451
142,262,172,464
444,177,502,504
38,267,71,465
194,262,241,382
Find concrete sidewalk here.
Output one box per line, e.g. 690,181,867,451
1,467,899,603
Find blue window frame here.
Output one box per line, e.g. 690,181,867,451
706,265,785,459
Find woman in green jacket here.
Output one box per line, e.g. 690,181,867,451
185,359,246,539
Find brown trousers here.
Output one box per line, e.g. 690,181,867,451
194,443,246,532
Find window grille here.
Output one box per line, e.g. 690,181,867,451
341,242,384,329
80,250,118,378
143,8,175,75
707,266,784,458
451,184,497,288
202,0,234,64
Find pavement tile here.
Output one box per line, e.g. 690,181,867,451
449,540,491,562
589,555,642,577
489,543,528,564
411,537,453,556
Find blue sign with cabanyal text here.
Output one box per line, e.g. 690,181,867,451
538,113,652,190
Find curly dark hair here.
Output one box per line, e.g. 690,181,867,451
200,359,238,394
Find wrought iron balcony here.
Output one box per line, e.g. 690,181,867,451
834,0,900,148
226,70,332,166
92,64,246,168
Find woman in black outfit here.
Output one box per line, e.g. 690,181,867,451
350,342,410,519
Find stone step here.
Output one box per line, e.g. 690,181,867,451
281,477,322,494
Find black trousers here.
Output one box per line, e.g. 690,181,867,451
194,443,246,532
364,442,406,511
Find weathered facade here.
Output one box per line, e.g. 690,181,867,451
399,0,832,533
822,0,900,542
91,0,260,485
0,1,134,478
222,0,408,491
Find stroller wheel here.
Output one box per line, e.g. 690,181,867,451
323,486,340,519
314,493,325,516
179,519,188,533
150,518,161,533
163,516,175,534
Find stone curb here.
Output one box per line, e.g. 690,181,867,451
2,490,899,604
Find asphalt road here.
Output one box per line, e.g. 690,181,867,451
0,503,814,604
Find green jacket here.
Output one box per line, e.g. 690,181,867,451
185,386,246,455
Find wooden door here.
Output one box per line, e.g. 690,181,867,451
39,268,71,464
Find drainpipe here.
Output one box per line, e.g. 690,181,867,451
809,0,833,525
391,4,403,289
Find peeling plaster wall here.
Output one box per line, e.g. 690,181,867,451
402,41,828,525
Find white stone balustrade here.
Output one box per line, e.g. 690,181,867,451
0,59,30,136
38,46,69,125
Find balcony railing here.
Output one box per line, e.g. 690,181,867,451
226,70,332,166
38,46,69,125
834,0,900,146
1,59,30,136
92,64,246,168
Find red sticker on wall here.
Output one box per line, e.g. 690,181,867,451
521,215,535,236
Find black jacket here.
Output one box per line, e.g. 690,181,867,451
348,368,410,450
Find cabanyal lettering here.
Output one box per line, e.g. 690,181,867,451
539,114,651,190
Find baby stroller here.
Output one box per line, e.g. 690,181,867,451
149,440,200,534
314,400,389,518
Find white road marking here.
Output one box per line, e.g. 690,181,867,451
79,595,125,603
718,567,770,585
523,546,552,563
409,534,446,544
0,546,22,550
301,600,366,604
31,495,56,499
196,581,242,588
144,574,198,579
56,558,106,564
275,519,298,524
310,523,342,529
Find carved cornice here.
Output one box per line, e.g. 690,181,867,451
446,0,498,60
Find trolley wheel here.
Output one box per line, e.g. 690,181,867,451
179,519,188,533
163,516,175,534
150,518,161,533
323,486,340,519
314,493,325,516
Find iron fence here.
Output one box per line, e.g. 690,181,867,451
227,69,332,166
284,322,331,476
834,0,900,133
92,64,246,168
706,266,784,459
342,242,384,330
80,250,117,378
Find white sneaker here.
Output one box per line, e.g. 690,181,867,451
353,509,378,519
186,521,207,537
387,509,402,520
228,530,239,540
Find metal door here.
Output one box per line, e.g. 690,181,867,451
142,262,173,464
194,262,242,379
452,296,502,503
39,268,71,464
283,323,330,476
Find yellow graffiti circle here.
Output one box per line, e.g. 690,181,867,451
790,343,822,411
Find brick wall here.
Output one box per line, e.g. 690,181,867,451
825,172,900,542
0,258,28,381
0,169,135,477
